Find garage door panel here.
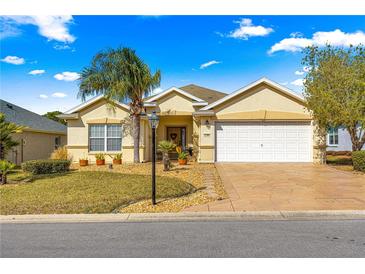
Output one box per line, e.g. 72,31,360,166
216,122,312,162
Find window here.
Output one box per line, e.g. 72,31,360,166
89,124,122,152
55,136,61,149
328,127,339,146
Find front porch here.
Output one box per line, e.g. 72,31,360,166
144,115,195,161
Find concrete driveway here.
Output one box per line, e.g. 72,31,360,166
184,163,365,212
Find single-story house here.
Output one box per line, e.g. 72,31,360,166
59,77,326,164
1,99,67,165
326,126,364,152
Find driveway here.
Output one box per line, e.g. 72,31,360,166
184,163,365,212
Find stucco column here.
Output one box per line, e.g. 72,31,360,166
192,116,200,162
312,121,326,164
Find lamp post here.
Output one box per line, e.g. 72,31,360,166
148,111,159,205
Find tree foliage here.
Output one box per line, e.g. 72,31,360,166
78,47,161,162
42,111,66,125
0,113,25,160
302,45,365,151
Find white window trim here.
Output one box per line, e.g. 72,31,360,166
89,124,123,152
327,127,339,147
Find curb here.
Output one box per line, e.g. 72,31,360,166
1,210,365,224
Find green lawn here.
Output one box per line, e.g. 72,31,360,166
0,171,195,215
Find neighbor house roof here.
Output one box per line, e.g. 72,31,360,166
0,99,67,135
179,84,227,104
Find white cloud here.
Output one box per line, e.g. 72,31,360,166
1,55,25,65
200,60,221,69
54,44,72,50
29,69,45,75
303,66,311,72
51,92,67,98
228,18,273,40
54,71,80,81
269,29,365,54
280,82,288,86
1,16,75,43
39,94,48,99
0,17,21,39
295,70,304,75
291,79,305,87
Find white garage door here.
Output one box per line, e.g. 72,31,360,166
215,122,312,162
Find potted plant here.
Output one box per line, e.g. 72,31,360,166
112,153,122,165
176,146,189,165
95,153,105,166
79,156,89,167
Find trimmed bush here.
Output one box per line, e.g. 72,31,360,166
352,151,365,172
21,160,71,175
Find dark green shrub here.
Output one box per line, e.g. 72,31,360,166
352,151,365,172
21,160,71,175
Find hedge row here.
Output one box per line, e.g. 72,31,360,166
21,160,71,175
327,150,352,156
352,151,365,172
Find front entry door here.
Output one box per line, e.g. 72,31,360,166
167,127,186,150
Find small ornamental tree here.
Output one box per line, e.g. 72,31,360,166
0,113,25,160
302,45,365,151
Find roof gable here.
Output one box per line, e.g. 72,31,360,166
201,78,305,111
179,84,227,104
64,95,130,114
145,87,207,103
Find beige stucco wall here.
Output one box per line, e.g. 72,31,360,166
66,99,146,163
214,84,309,115
155,91,198,114
6,131,66,165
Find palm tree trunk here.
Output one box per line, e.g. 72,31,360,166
132,114,141,163
0,143,5,160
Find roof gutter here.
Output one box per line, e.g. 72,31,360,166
193,111,215,116
57,113,79,120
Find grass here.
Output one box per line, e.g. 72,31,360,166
0,171,195,215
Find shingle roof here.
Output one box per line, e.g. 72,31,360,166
0,99,67,134
179,84,227,104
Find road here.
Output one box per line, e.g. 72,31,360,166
1,220,365,257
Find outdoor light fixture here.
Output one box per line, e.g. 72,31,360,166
148,111,159,205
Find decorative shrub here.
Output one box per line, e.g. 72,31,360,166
352,151,365,172
327,151,352,156
21,159,71,175
50,146,68,160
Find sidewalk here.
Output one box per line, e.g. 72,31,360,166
1,210,365,224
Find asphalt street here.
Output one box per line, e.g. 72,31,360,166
1,220,365,257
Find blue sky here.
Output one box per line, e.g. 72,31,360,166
1,15,365,114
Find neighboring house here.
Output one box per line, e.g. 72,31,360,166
1,99,67,165
60,78,325,164
327,126,364,152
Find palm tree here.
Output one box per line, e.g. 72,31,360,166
0,113,24,160
78,47,161,163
